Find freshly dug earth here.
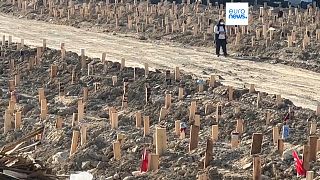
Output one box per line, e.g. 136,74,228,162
1,1,320,73
0,42,320,179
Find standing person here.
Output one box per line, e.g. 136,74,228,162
214,19,228,57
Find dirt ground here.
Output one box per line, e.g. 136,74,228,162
0,43,319,179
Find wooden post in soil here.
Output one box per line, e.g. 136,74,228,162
143,116,150,136
156,127,167,156
205,104,214,115
81,124,87,145
117,134,126,145
40,99,47,120
216,103,222,122
228,86,234,101
15,74,20,86
204,138,213,168
56,116,63,129
303,145,310,171
231,131,240,149
189,101,196,122
50,64,58,79
175,67,180,81
15,111,21,130
165,93,171,109
236,119,244,135
277,138,284,156
72,113,78,127
276,94,282,106
144,63,149,77
148,153,160,171
175,120,181,136
78,98,84,121
111,112,119,129
249,84,255,93
136,111,142,128
310,121,316,135
113,141,121,160
145,83,151,104
309,136,318,161
178,87,184,100
253,155,261,180
8,80,15,92
209,75,215,87
83,87,88,101
194,114,201,127
58,82,65,97
4,110,12,133
212,125,218,142
121,58,125,70
70,130,80,157
273,126,279,145
251,133,263,155
80,48,86,69
316,104,320,116
159,107,167,121
266,111,271,125
306,171,314,180
189,125,200,152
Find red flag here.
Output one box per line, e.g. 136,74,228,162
292,151,306,176
140,148,149,172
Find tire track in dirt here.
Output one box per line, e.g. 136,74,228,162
0,14,319,110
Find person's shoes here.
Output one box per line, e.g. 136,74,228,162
217,54,220,57
224,54,228,57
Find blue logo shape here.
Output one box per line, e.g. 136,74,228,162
229,9,248,20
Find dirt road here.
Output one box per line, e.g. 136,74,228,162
0,14,319,110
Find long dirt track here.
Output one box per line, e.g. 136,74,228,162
1,13,319,110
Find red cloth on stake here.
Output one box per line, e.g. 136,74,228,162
140,148,149,172
292,150,306,176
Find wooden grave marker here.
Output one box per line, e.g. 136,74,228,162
251,133,263,155
204,138,213,168
136,111,142,128
189,125,200,152
113,141,121,160
253,155,261,180
56,116,63,129
81,124,87,145
303,145,310,171
144,116,150,136
309,136,318,161
156,127,167,156
15,111,21,130
70,130,80,157
148,153,159,171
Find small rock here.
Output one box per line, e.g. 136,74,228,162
81,161,91,170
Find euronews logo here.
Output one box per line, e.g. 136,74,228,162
228,9,248,19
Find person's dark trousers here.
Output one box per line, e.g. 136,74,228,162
216,39,227,56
